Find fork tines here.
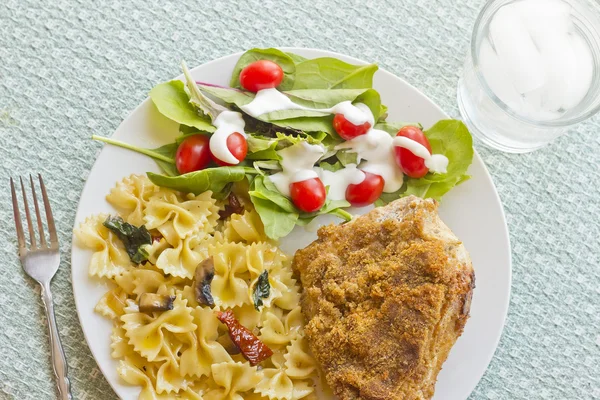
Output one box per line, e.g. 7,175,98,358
10,175,58,256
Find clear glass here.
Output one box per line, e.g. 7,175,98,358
457,0,600,153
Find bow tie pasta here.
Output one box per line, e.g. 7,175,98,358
74,174,320,399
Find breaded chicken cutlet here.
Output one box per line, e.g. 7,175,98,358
292,196,475,400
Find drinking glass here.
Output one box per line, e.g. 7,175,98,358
457,0,600,153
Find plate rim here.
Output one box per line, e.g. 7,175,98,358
70,47,512,400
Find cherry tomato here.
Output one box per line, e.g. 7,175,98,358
333,113,371,140
175,135,211,174
345,172,385,207
239,60,284,92
290,177,326,213
212,132,248,166
394,126,432,178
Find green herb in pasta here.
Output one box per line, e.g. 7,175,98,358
103,215,152,264
252,270,270,310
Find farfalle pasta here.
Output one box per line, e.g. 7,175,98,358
74,174,320,399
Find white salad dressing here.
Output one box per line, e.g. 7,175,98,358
268,142,325,197
336,128,405,193
314,164,365,201
241,88,372,125
392,136,449,173
209,111,247,165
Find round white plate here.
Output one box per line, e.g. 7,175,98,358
71,48,511,400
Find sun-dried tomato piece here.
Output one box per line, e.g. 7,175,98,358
217,309,273,365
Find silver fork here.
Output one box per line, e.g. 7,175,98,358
10,175,73,400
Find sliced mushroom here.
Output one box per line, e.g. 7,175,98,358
194,257,215,307
138,293,175,313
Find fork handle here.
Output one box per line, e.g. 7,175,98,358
41,282,73,400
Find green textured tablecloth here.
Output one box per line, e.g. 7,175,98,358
1,0,599,399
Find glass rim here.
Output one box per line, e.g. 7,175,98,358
471,0,600,128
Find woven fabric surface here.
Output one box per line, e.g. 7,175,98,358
1,0,599,399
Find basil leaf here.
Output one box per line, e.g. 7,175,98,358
230,48,296,91
252,270,270,310
293,57,377,89
147,167,257,198
103,216,152,264
149,80,215,132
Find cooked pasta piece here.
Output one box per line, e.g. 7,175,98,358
74,214,132,278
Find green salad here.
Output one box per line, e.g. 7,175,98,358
94,48,473,240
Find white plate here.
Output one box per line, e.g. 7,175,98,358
71,48,511,400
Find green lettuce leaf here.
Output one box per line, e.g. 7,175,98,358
319,160,344,172
181,60,227,120
292,57,377,89
230,48,296,91
149,80,215,132
147,167,257,198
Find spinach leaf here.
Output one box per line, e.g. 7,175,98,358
92,136,179,177
103,216,152,264
149,80,215,132
147,167,257,198
265,115,335,135
293,57,377,89
230,48,296,91
263,88,381,121
419,120,473,183
250,195,299,240
152,143,179,176
374,119,474,204
197,83,255,107
374,121,423,136
249,175,296,213
296,199,353,225
286,52,307,64
252,270,270,310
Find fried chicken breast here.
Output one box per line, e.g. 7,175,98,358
292,196,474,400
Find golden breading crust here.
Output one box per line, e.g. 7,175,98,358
292,196,475,400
